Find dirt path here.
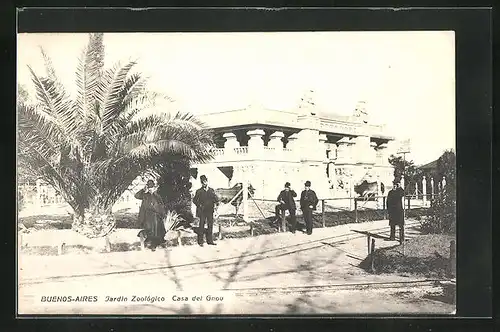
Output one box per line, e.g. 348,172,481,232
18,219,455,315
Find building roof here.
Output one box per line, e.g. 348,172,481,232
197,105,395,141
419,159,438,170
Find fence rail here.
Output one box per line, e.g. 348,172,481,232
246,193,433,231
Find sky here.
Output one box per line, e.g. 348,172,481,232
17,31,455,165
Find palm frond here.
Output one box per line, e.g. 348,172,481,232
27,66,78,141
100,60,137,134
39,46,57,80
72,47,101,131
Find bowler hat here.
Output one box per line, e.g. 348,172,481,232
200,175,207,181
284,182,291,188
305,180,311,187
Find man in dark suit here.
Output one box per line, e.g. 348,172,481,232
135,179,166,251
300,180,319,235
275,182,298,233
192,175,219,246
386,179,405,242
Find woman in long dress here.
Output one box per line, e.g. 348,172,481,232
135,180,167,249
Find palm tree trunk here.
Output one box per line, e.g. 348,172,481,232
72,208,116,252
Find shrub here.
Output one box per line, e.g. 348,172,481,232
421,192,456,234
157,156,195,224
420,150,456,234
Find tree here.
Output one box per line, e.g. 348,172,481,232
422,149,456,234
388,154,423,194
18,33,215,239
155,155,194,225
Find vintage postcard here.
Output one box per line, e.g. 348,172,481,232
17,30,456,315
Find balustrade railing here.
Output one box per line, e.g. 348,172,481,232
234,147,248,154
212,148,225,156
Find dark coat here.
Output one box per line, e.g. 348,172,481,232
300,189,319,211
387,187,405,225
193,186,219,217
277,189,297,210
135,189,166,238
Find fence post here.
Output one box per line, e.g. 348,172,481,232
407,196,411,210
367,234,371,254
57,242,65,256
321,200,325,227
281,213,286,233
383,196,387,219
354,198,358,223
422,176,427,206
243,179,248,222
370,239,376,272
218,223,222,240
177,230,183,247
430,177,435,200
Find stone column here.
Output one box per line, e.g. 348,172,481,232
376,143,390,166
336,137,354,164
286,133,300,160
247,129,265,158
370,142,378,165
223,132,239,149
422,176,427,206
352,135,372,164
319,134,328,161
223,132,239,159
430,177,435,199
269,131,284,149
327,143,337,161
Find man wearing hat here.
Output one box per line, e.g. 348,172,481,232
192,175,220,246
386,179,405,242
135,179,167,250
275,182,298,233
300,180,319,235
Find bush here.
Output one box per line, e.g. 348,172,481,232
420,150,456,234
156,156,195,224
421,191,456,234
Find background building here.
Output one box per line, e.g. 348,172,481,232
191,91,398,200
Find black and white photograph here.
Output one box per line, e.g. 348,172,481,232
17,29,457,315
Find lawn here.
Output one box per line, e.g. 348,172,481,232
359,233,456,279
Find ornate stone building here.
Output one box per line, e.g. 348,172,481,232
191,92,398,200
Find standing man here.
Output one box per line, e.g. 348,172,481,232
192,175,219,246
135,179,167,250
386,179,405,242
300,180,319,235
275,182,298,233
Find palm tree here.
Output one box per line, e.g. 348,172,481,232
17,33,214,239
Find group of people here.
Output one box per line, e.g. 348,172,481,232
274,181,318,235
134,175,406,250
